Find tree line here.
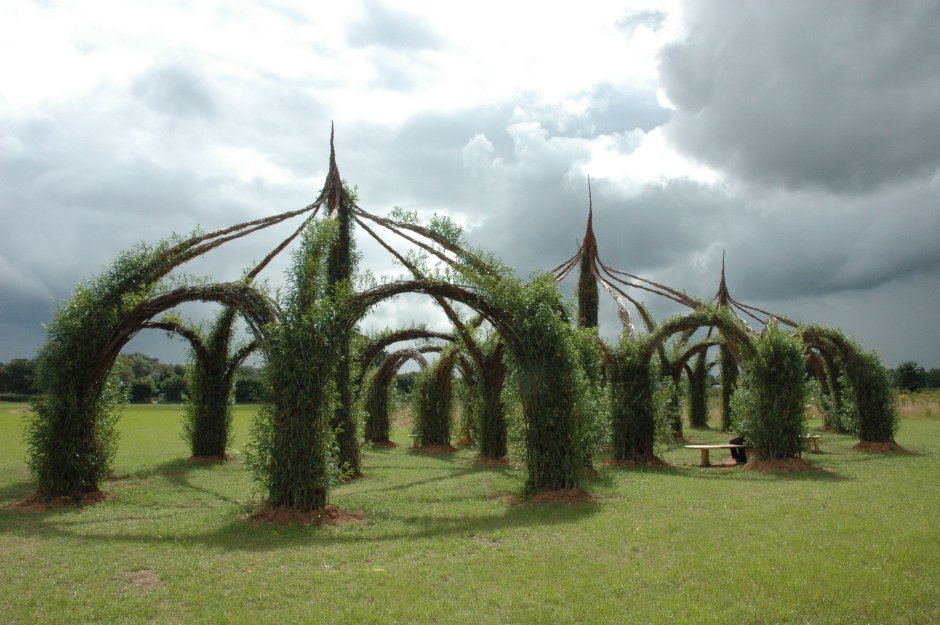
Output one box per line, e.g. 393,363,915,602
0,353,266,403
2,355,937,404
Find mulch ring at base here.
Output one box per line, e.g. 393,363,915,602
852,441,912,454
249,504,367,526
412,444,458,455
370,440,398,449
526,488,598,505
8,489,111,512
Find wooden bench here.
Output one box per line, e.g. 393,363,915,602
684,444,748,467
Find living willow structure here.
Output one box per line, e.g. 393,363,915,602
551,180,900,464
26,133,900,512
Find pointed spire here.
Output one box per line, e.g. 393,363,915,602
576,177,600,328
320,122,347,215
582,176,597,254
329,121,338,179
715,250,731,307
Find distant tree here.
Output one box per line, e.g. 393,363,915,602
233,365,265,403
234,378,265,403
394,370,421,394
894,361,927,392
926,368,940,389
129,379,158,403
159,374,187,402
0,359,37,394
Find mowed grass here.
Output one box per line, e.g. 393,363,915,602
1,401,939,625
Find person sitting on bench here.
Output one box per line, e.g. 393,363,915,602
729,435,747,464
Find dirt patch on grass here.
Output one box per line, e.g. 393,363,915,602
128,569,162,591
455,437,474,446
8,489,111,511
852,441,912,454
370,440,398,449
744,458,825,473
249,504,367,527
5,408,31,415
526,488,598,505
412,444,458,454
473,456,511,467
472,535,502,547
605,456,669,468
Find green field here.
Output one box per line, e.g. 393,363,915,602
2,401,939,624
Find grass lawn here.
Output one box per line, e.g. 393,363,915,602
1,400,939,624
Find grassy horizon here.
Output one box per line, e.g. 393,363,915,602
1,401,938,624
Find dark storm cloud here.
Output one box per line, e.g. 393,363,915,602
346,0,443,51
659,1,940,192
0,79,333,362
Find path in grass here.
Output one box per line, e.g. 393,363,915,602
1,403,938,624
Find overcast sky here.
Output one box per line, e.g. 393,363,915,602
2,0,939,368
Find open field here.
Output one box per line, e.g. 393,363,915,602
2,401,939,624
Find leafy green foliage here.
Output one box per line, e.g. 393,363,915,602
412,353,454,446
428,213,463,246
570,327,608,466
719,344,737,431
246,220,344,510
25,240,177,498
655,374,683,443
609,335,658,461
363,368,392,443
688,352,709,428
801,326,899,443
180,309,242,458
476,340,508,458
731,325,807,459
326,180,361,475
576,252,599,328
488,273,586,491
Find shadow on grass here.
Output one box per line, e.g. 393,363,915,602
0,486,599,552
0,479,36,506
598,460,850,482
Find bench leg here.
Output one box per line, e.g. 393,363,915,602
813,438,820,452
700,449,710,467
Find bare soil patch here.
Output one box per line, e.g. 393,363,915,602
128,569,163,591
472,535,502,547
8,489,111,511
249,503,367,526
605,456,668,468
370,440,398,449
412,444,458,454
526,488,598,505
744,457,825,474
852,441,912,454
455,437,474,446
